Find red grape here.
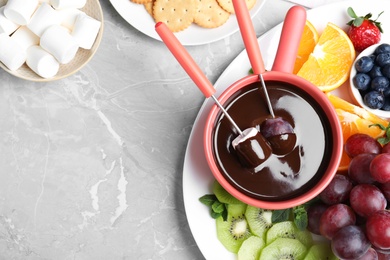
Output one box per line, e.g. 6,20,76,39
349,153,377,184
370,153,390,183
350,184,387,218
307,202,328,235
331,225,371,260
382,143,390,154
379,182,390,201
366,210,390,250
357,247,378,260
319,203,356,239
377,251,390,260
345,134,382,158
319,174,353,205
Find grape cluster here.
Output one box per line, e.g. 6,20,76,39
352,43,390,110
307,133,390,260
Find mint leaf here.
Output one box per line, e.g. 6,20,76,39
199,194,218,206
272,209,291,223
212,201,225,214
293,206,308,231
210,211,222,219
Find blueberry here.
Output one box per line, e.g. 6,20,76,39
355,56,374,73
375,52,390,67
371,76,390,96
364,91,385,109
382,98,390,111
375,43,390,54
382,64,390,78
369,66,383,78
353,73,371,91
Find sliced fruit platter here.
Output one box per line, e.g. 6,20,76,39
182,1,390,260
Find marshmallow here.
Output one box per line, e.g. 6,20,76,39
26,45,60,78
72,14,101,49
11,26,40,51
28,3,61,37
56,8,84,31
0,33,27,71
40,25,79,64
0,6,20,35
50,0,87,10
3,0,39,25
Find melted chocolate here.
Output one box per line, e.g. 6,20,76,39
212,81,333,201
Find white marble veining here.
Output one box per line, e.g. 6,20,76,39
0,0,295,259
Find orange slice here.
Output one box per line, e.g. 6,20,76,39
327,94,388,171
297,22,356,92
293,20,319,74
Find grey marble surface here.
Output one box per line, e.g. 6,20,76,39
0,0,295,259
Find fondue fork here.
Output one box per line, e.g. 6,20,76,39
232,0,275,118
155,22,245,141
155,22,270,156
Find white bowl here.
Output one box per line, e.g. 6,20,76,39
0,0,104,82
349,43,390,120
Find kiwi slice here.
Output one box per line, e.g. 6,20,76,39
212,181,243,205
216,203,251,253
304,243,338,260
245,205,273,238
237,235,265,260
266,221,313,247
259,237,308,260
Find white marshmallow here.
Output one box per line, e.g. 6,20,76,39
40,25,78,64
72,14,101,49
0,33,26,71
0,6,19,35
27,3,61,37
3,0,39,25
56,8,84,31
26,45,60,78
50,0,87,10
11,26,40,51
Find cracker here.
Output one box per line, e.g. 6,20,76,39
216,0,256,14
153,0,198,32
144,0,155,17
131,0,152,5
194,0,230,29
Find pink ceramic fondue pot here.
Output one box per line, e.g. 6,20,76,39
156,3,342,210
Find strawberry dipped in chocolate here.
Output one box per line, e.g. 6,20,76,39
347,7,384,52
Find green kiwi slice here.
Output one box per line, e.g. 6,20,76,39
237,235,265,260
304,243,338,260
266,221,313,247
216,203,251,253
212,181,243,205
245,205,273,238
259,237,308,260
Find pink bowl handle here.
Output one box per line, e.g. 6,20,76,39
272,6,307,73
232,0,265,75
155,22,215,98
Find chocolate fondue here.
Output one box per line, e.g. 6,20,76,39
212,81,333,201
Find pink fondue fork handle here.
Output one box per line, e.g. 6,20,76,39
155,22,215,98
232,0,265,75
272,6,307,73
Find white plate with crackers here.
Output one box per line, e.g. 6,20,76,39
109,0,266,45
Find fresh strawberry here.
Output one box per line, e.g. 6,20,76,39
347,7,384,52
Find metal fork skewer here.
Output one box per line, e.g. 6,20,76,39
259,74,275,118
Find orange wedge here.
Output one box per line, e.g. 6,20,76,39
327,94,388,171
293,20,319,74
297,22,356,92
